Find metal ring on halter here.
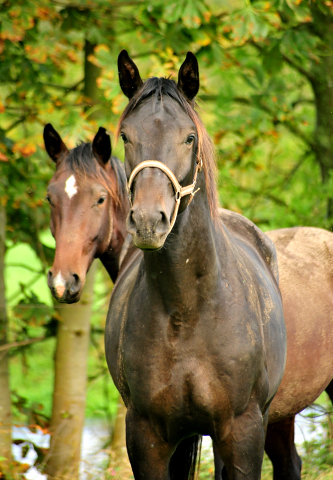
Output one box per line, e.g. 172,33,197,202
126,159,202,233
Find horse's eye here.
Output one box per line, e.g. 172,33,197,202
97,196,106,205
45,195,52,205
120,132,129,144
185,134,195,145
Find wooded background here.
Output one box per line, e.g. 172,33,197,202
1,0,333,478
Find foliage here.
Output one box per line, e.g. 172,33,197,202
2,0,333,243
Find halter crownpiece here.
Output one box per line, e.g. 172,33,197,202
126,157,203,233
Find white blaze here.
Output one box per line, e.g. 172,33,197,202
54,271,66,298
65,174,78,199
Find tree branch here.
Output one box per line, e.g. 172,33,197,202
0,335,46,353
233,96,314,148
42,79,84,92
280,52,316,83
4,117,27,135
6,263,43,274
250,40,316,83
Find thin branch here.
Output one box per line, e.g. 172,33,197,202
281,150,312,187
7,273,42,303
6,263,43,274
233,96,314,148
292,98,314,108
52,0,143,9
0,335,46,353
4,117,27,135
42,79,84,92
250,40,316,83
280,52,316,83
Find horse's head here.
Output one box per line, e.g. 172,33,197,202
44,124,126,303
117,50,213,251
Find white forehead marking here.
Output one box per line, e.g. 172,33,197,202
65,175,78,199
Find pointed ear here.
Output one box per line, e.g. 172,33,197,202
92,127,112,167
177,52,199,102
43,124,69,163
118,50,143,99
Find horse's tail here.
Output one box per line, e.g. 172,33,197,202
169,434,202,480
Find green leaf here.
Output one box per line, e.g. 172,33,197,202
262,42,283,75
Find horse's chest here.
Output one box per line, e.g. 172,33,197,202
123,342,234,436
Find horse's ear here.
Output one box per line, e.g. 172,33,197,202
177,52,199,102
118,50,143,99
92,127,112,167
43,124,69,163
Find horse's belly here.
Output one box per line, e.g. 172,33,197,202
268,300,333,422
267,227,333,422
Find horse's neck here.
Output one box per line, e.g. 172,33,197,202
100,164,129,283
143,182,222,313
100,212,128,283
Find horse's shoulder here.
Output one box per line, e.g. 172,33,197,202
219,208,279,282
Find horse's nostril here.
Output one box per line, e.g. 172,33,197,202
69,273,81,295
127,209,137,231
160,211,168,225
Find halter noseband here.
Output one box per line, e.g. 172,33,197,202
127,158,203,233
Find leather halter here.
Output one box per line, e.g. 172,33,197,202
127,158,203,233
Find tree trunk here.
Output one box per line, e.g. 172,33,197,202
84,39,104,121
309,5,333,220
85,38,131,475
45,262,96,478
0,205,12,472
45,38,104,478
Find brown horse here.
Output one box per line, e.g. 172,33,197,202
43,124,130,303
43,124,333,479
219,211,333,480
103,50,286,480
265,226,333,479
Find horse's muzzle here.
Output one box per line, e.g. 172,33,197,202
127,206,170,250
47,270,83,303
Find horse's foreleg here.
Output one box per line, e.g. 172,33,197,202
213,441,224,480
214,404,265,480
265,415,301,480
125,407,173,480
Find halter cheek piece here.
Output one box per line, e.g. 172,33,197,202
127,158,203,233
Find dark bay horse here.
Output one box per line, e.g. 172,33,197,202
43,123,333,479
43,124,131,303
103,50,287,480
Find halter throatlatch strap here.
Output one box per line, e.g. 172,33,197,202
127,158,203,233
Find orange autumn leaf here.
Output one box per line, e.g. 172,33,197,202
95,44,109,53
13,142,36,157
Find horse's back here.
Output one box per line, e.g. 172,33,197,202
266,227,333,420
219,208,279,283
